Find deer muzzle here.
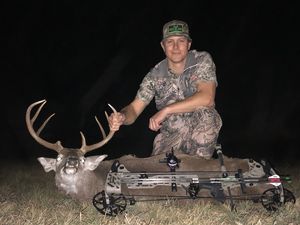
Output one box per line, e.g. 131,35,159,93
63,157,79,175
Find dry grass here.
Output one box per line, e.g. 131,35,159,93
0,159,299,225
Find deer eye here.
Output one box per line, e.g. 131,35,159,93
57,155,63,162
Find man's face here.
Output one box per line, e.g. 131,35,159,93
161,36,191,64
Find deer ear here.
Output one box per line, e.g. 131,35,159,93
37,157,56,172
85,155,108,171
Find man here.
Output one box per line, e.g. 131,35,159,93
108,20,222,159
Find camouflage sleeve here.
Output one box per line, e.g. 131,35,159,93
193,51,217,86
135,73,155,105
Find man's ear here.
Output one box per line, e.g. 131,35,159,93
188,41,192,50
160,41,165,52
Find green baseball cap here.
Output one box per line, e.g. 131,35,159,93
162,20,192,41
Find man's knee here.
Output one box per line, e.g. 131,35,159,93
196,149,214,159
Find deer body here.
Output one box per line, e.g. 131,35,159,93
38,151,268,201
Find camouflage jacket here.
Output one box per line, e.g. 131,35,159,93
136,50,217,110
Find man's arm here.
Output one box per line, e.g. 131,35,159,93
120,98,148,125
108,98,147,131
149,81,216,131
166,81,216,113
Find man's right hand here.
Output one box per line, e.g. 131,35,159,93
108,112,126,131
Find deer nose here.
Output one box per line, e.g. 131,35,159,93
66,157,79,167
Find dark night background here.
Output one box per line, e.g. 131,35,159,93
1,1,299,165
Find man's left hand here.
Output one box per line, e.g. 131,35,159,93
149,108,169,131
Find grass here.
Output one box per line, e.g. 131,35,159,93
0,159,299,225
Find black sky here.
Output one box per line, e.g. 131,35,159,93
2,1,299,163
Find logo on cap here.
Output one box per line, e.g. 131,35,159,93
168,24,183,33
162,20,191,41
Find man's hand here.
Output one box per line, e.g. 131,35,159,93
149,108,169,131
108,112,126,131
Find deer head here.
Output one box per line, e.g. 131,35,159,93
26,100,116,176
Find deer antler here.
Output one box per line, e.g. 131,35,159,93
26,100,116,155
80,104,116,154
25,100,64,152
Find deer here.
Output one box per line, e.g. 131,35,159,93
26,100,280,206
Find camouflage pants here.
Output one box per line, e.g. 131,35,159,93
152,107,222,159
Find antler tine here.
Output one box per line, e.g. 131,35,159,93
26,100,63,152
108,104,117,114
80,103,116,154
37,113,55,135
95,116,107,139
79,116,106,154
30,100,56,136
80,131,87,149
31,100,47,123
